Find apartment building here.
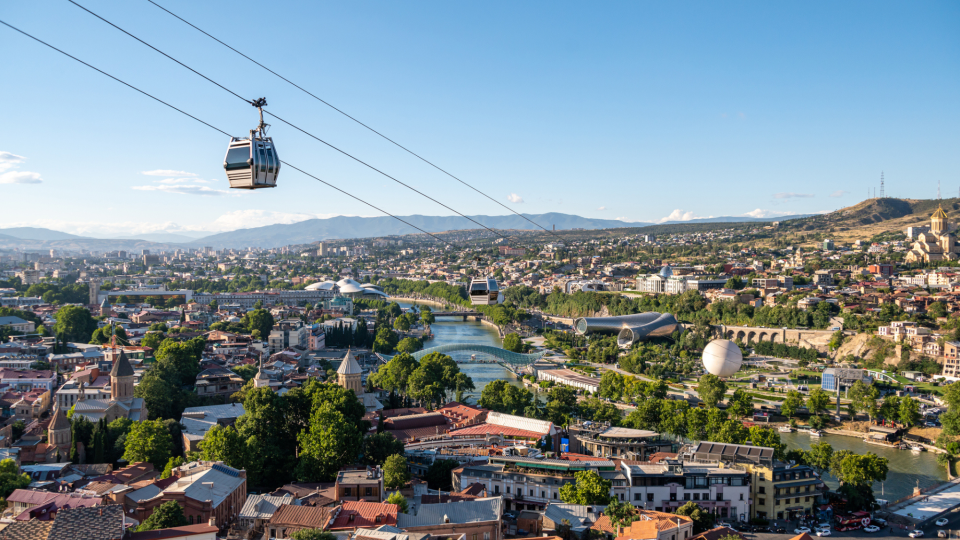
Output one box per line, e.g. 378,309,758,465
688,442,825,521
268,319,308,353
623,459,750,520
567,424,674,460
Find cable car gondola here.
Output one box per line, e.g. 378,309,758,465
469,276,503,305
224,97,280,189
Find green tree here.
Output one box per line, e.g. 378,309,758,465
0,459,30,499
396,337,422,354
425,459,459,491
420,310,435,326
245,309,275,340
726,389,754,420
697,374,726,408
599,371,625,402
807,387,831,416
558,470,612,505
53,305,98,343
604,498,637,535
363,433,405,466
747,426,787,461
136,500,187,532
296,402,363,482
123,419,173,469
370,353,419,395
503,333,523,353
290,530,336,540
393,316,412,332
675,501,715,534
384,454,411,490
385,491,409,513
780,390,805,418
199,425,246,469
161,456,185,479
899,396,921,426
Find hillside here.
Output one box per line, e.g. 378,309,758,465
779,197,960,242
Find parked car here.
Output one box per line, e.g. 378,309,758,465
754,526,771,533
817,529,832,537
874,518,888,527
927,422,940,427
772,526,786,534
864,526,881,533
795,528,812,534
502,513,516,519
936,518,949,527
909,530,925,538
939,531,947,538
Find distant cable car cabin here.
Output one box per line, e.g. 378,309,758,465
224,97,279,189
469,276,503,305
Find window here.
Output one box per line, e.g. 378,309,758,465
495,486,500,494
670,494,677,501
805,497,810,502
365,487,372,497
647,493,654,502
635,493,641,501
619,494,624,501
473,535,478,540
683,493,690,501
554,493,558,499
530,489,534,496
759,498,765,506
344,488,351,496
758,486,766,494
693,493,700,501
740,493,744,500
485,534,490,540
507,487,511,494
716,494,722,501
541,491,546,498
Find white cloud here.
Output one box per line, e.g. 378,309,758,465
773,192,814,199
154,178,216,185
507,193,524,203
0,152,26,173
132,184,232,196
657,209,709,223
0,152,42,184
741,208,797,219
0,171,42,184
597,206,606,211
615,216,628,221
141,169,198,177
830,190,849,197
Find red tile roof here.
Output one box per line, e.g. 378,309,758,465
447,424,544,439
328,500,399,530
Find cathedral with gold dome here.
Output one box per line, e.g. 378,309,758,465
905,206,959,263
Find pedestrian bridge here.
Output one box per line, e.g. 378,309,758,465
409,343,546,366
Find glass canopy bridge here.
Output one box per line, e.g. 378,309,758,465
379,343,546,367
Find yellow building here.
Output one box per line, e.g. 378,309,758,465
905,206,959,263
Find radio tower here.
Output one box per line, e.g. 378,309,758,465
880,172,885,198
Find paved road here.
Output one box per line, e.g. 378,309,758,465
742,511,960,540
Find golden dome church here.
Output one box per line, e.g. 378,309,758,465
905,206,959,263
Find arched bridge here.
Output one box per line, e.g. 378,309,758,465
410,343,546,366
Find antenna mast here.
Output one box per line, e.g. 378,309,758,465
880,172,885,198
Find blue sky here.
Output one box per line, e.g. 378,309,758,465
2,1,958,237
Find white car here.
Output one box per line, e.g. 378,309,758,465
863,526,880,533
936,519,949,527
795,528,811,534
909,531,925,538
816,529,832,537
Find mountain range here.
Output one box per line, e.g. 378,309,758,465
0,212,809,251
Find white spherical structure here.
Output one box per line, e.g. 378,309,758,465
702,339,743,378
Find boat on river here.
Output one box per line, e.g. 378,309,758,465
810,430,824,437
910,444,925,452
778,426,794,433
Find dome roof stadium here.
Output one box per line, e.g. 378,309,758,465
305,281,336,291
338,283,364,294
337,278,362,288
659,266,673,278
701,339,743,378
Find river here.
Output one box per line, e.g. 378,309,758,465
397,301,525,403
779,431,947,502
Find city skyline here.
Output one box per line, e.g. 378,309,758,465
2,0,958,236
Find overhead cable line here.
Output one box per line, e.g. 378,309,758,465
0,19,444,243
145,0,561,240
68,0,512,240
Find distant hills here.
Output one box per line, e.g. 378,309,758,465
0,211,811,251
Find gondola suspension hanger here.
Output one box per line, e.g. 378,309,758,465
223,97,280,189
